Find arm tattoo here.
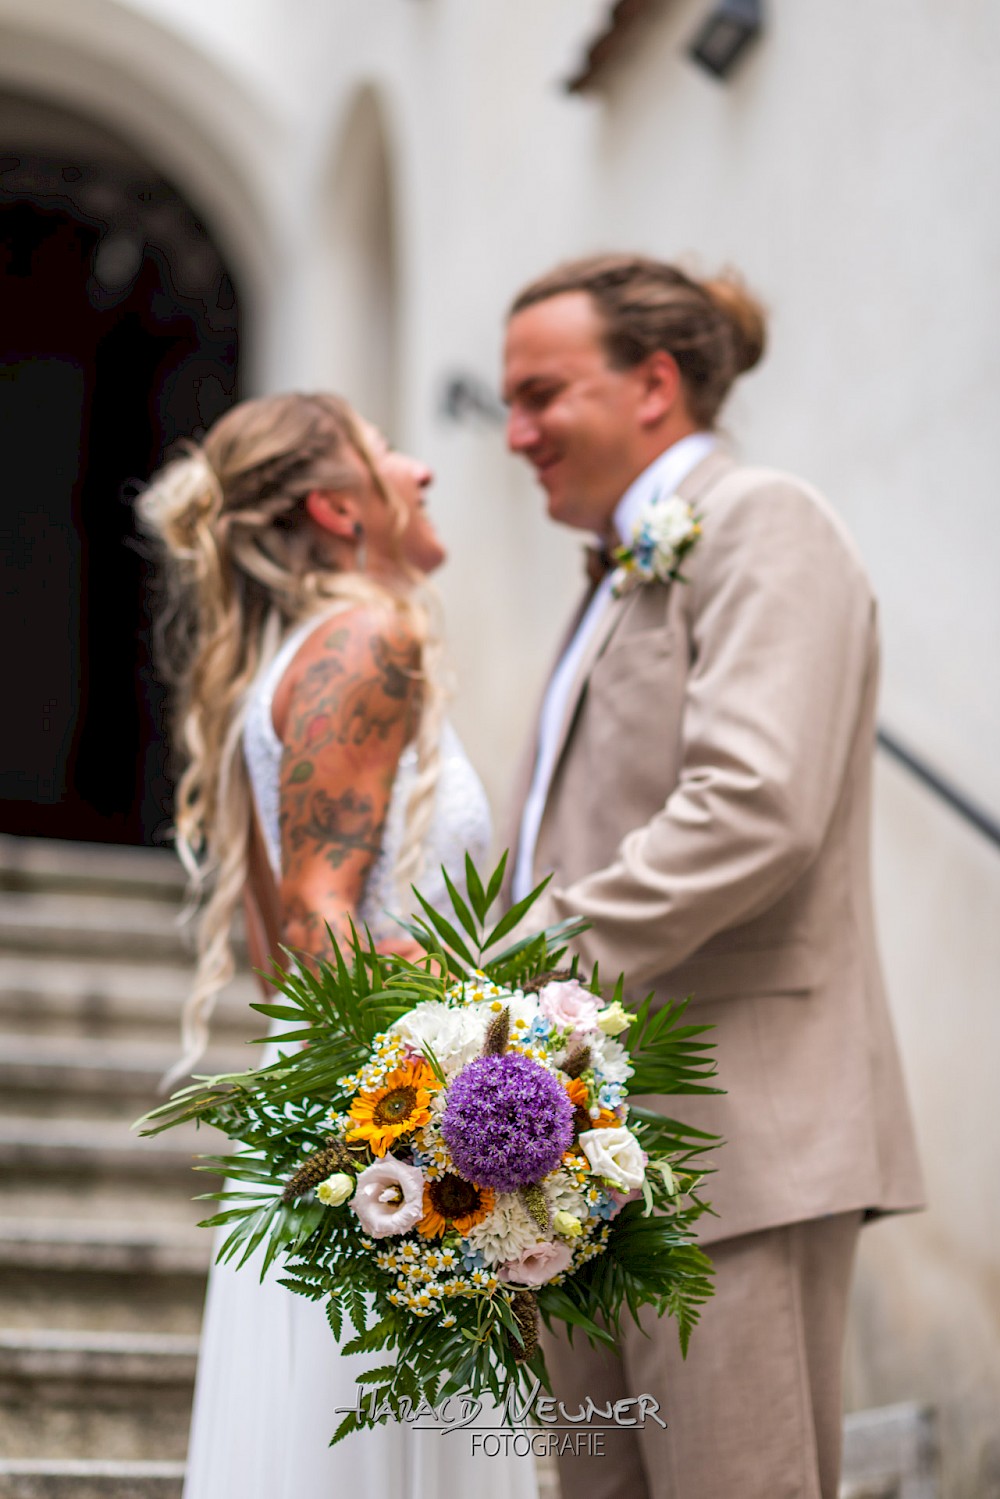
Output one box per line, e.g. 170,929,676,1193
288,788,382,870
285,628,419,755
277,616,419,949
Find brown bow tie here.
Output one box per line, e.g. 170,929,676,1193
584,543,615,587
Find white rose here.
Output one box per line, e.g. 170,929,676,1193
652,496,696,546
578,1127,646,1191
316,1172,354,1207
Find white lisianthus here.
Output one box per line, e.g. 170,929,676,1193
316,1172,354,1207
588,1030,634,1086
595,1001,636,1037
389,1001,488,1077
578,1127,646,1191
351,1158,426,1238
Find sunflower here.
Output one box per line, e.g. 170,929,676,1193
418,1173,495,1238
345,1058,440,1157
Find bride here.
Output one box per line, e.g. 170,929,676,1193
138,392,538,1499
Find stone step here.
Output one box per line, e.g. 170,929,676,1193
0,1330,196,1461
0,955,263,1042
0,1460,184,1499
0,1116,225,1224
0,1220,209,1334
0,1034,264,1119
0,891,201,964
0,835,185,902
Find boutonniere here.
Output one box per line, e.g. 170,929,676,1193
610,493,702,599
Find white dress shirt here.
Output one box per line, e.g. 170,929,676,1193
511,433,717,903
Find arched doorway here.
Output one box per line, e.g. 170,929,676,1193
0,91,241,846
320,86,400,439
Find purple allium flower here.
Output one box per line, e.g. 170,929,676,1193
441,1052,574,1192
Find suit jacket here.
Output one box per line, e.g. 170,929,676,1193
511,449,924,1246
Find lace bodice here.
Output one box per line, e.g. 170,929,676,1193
242,611,492,941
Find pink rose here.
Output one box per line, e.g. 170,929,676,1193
499,1239,573,1287
608,1186,643,1219
538,980,601,1037
350,1157,425,1238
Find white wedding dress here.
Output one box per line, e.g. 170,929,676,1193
182,612,538,1499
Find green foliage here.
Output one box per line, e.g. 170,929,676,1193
624,993,722,1096
134,852,722,1441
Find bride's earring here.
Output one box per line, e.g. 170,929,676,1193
353,520,367,572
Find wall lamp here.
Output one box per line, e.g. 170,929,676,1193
439,373,506,427
688,0,763,80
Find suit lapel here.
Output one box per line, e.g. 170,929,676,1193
676,446,735,506
545,585,635,784
506,447,738,888
544,447,736,791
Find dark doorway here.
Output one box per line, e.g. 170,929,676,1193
0,98,240,846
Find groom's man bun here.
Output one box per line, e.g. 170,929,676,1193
509,253,767,428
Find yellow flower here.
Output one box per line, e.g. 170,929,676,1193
564,1078,589,1110
553,1211,584,1240
345,1058,440,1156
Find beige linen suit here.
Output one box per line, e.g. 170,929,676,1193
513,450,923,1498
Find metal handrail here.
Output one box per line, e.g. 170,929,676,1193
877,729,1000,851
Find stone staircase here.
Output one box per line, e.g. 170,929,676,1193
0,834,262,1499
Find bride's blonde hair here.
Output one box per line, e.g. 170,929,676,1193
137,392,444,1080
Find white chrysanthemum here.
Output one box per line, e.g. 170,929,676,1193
389,1001,489,1076
464,1192,539,1267
545,1166,589,1222
589,1030,634,1086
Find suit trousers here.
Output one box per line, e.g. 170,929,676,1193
540,1211,862,1499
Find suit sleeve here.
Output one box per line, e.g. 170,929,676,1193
534,477,878,988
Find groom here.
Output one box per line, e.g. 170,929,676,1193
500,254,923,1499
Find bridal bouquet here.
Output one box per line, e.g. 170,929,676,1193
140,856,719,1442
